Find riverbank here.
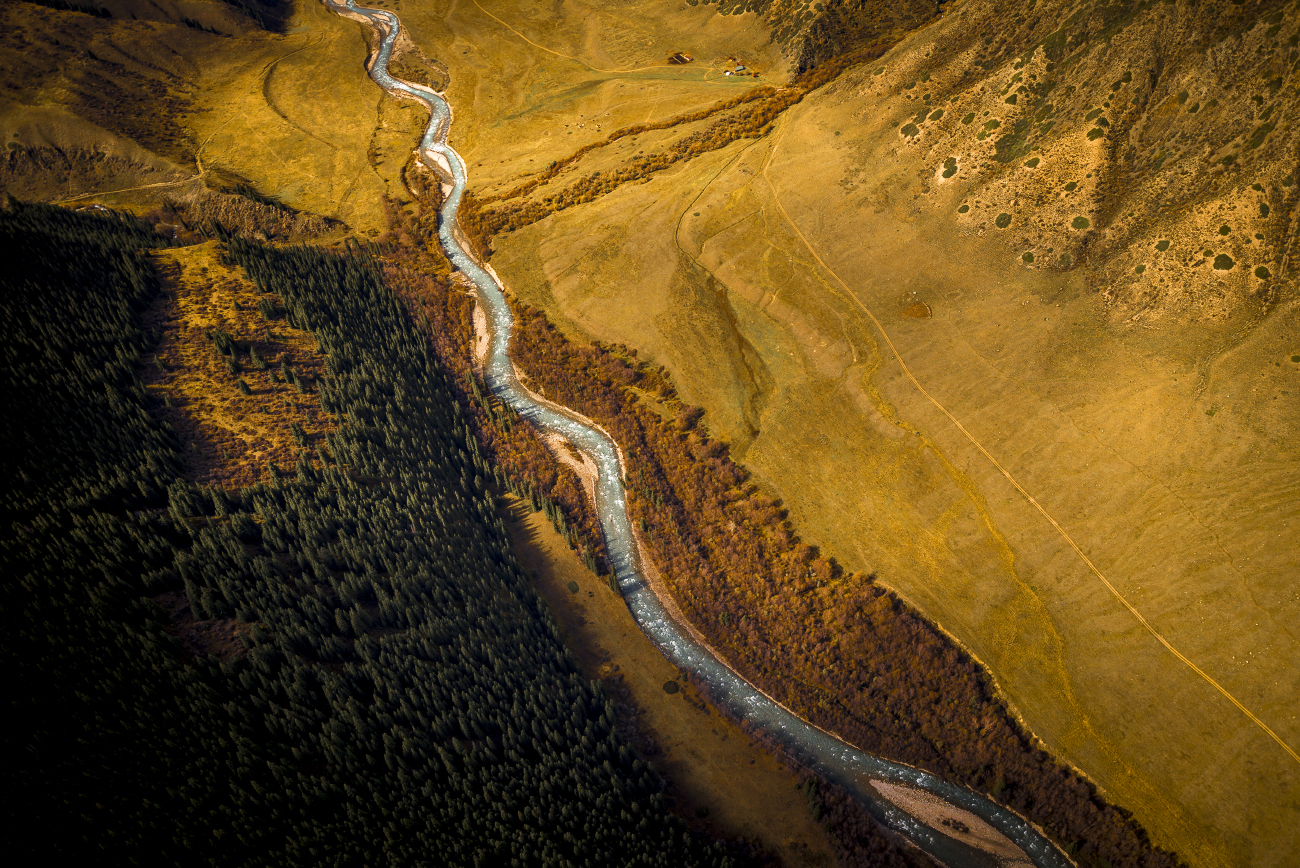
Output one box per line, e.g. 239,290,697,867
500,493,839,868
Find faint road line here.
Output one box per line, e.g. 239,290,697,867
759,114,1300,768
470,0,703,76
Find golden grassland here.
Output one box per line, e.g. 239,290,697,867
480,4,1300,867
0,0,416,234
494,117,1299,868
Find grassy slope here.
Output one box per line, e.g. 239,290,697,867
394,0,788,192
1,0,409,234
484,4,1300,868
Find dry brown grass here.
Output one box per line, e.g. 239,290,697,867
140,240,337,489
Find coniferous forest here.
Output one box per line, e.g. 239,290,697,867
1,200,740,867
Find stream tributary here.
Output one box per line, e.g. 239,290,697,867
322,4,1075,866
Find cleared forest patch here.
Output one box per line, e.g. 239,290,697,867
141,241,336,488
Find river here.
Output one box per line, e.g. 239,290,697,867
321,3,1075,866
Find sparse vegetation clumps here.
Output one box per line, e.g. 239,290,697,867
868,0,1297,323
133,236,338,490
3,201,746,868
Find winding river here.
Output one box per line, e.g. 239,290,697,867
323,3,1074,866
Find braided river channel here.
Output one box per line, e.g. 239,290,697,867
323,3,1075,866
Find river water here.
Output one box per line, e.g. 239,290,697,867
323,4,1075,866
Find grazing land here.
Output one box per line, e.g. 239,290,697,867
474,2,1300,866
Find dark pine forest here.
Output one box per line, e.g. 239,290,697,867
1,201,739,867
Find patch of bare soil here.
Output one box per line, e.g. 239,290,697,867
152,589,248,663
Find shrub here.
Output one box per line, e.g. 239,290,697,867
1022,252,1035,263
1255,266,1271,279
1071,216,1090,230
995,213,1013,229
1213,254,1235,270
958,204,970,213
1156,240,1170,251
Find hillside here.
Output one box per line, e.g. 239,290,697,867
1,200,756,867
2,0,1296,866
473,1,1299,866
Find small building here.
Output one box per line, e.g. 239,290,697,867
669,52,693,64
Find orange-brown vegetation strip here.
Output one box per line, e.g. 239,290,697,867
372,198,610,572
141,245,337,489
506,304,1179,868
456,37,902,257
